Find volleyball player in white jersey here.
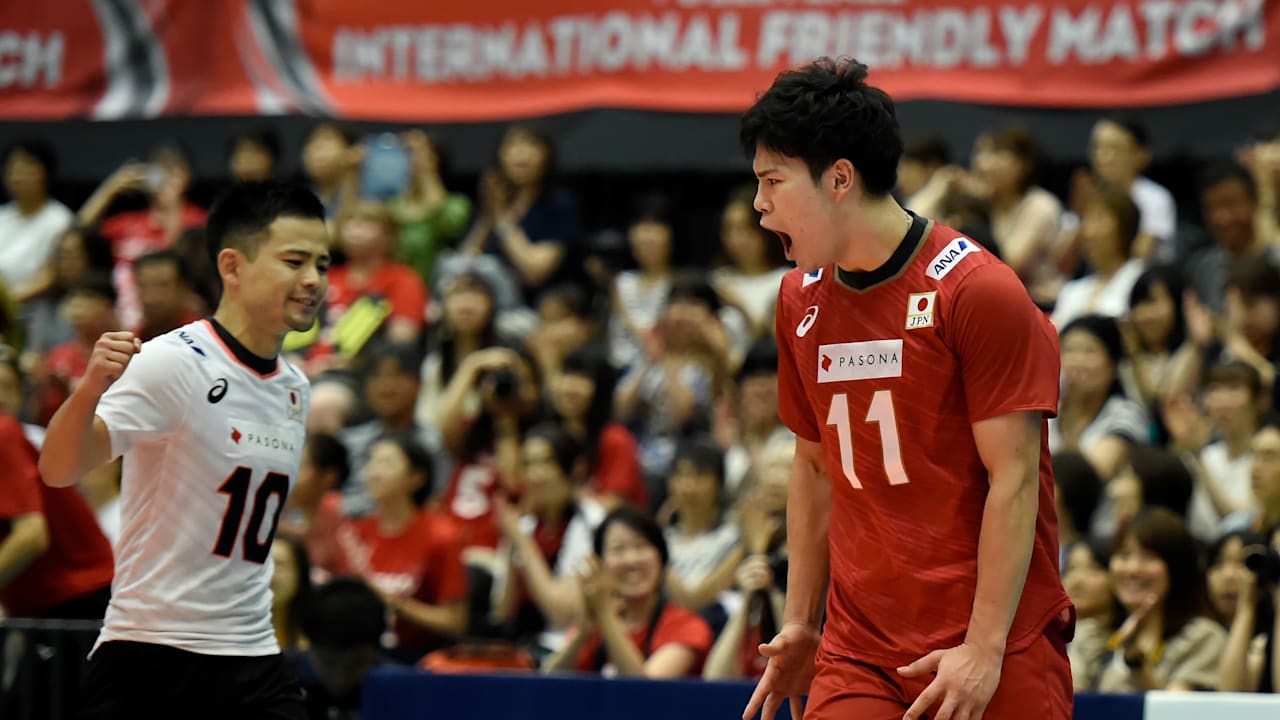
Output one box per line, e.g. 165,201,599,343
40,181,330,719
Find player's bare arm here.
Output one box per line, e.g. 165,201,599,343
744,436,828,720
899,410,1043,720
39,331,140,488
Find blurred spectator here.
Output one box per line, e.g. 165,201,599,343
661,437,743,617
1063,539,1119,692
1086,117,1177,262
417,270,507,426
896,134,953,218
547,343,647,511
338,343,447,518
279,432,350,572
20,226,113,365
1216,524,1279,692
133,250,200,341
526,283,597,382
717,338,793,501
291,577,389,720
1182,163,1278,313
458,126,582,306
1053,451,1103,572
1109,446,1195,530
302,200,427,372
608,194,675,369
170,226,220,312
330,434,468,662
544,507,713,678
491,425,605,657
1051,315,1150,487
1221,417,1280,535
1052,189,1145,329
302,121,359,221
1166,361,1264,542
79,143,206,329
972,128,1064,303
33,272,119,426
0,140,72,302
1098,507,1225,692
1238,122,1280,245
388,130,471,285
307,380,358,435
227,128,280,183
709,186,789,339
271,537,312,652
1119,266,1186,419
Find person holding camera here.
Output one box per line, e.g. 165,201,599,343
1216,525,1279,693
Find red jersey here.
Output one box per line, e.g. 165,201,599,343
332,508,468,651
309,262,428,358
0,416,114,617
574,600,713,676
435,459,504,550
774,216,1070,668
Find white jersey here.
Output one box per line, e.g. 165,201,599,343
95,319,310,656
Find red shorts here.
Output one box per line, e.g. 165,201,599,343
805,629,1073,720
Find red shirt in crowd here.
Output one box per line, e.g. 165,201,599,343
774,217,1071,668
308,262,428,359
0,415,114,617
101,204,207,329
35,340,90,426
589,423,648,510
435,460,504,551
331,508,468,651
574,600,713,676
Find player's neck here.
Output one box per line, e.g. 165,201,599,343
212,305,280,359
834,197,914,273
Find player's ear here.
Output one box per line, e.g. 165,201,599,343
216,247,242,287
829,159,857,198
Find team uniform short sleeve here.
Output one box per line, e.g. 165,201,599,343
0,417,42,518
949,264,1060,423
95,338,195,458
774,297,821,442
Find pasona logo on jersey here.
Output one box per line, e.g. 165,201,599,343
226,419,301,463
817,340,903,383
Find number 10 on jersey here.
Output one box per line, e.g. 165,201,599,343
826,390,910,488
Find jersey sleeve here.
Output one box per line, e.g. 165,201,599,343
95,337,196,458
950,264,1060,423
774,288,821,442
0,418,42,518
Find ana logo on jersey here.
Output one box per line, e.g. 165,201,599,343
286,386,303,422
796,305,820,337
207,378,228,403
817,340,903,383
906,292,937,330
178,330,207,357
802,268,824,288
925,237,981,280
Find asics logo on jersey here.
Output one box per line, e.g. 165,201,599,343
796,305,820,337
178,330,207,357
207,378,229,404
925,237,981,280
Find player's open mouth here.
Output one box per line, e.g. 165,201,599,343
774,231,793,258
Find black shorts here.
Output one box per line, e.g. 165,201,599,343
77,641,305,720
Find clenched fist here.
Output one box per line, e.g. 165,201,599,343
83,331,142,395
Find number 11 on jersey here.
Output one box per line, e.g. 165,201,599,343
825,390,910,489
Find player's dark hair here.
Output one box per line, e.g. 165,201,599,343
205,181,326,267
1199,161,1256,201
558,342,619,462
301,577,386,650
524,423,584,479
2,139,56,184
306,432,350,492
1114,507,1207,640
673,434,725,489
376,433,434,507
740,56,902,196
594,506,668,567
1052,451,1101,536
1128,265,1186,351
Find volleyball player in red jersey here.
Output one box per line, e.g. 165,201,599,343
740,58,1074,720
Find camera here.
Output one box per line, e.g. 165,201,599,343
1245,546,1280,585
360,133,410,200
482,368,520,402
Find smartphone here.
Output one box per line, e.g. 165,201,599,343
360,133,411,200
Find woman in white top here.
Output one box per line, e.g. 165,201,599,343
0,142,72,302
708,187,789,340
608,194,674,368
971,128,1064,303
1052,189,1146,330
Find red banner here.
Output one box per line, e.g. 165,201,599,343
2,0,1279,121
